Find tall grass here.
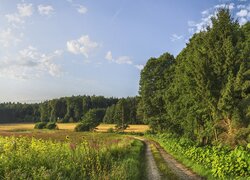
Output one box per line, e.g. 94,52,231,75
0,135,144,179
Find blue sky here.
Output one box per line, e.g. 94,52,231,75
0,0,249,102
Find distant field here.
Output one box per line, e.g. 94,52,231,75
0,123,149,132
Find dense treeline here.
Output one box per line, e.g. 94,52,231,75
39,95,118,123
139,9,250,146
0,95,142,125
103,97,143,125
0,103,40,123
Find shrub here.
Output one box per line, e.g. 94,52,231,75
107,128,114,133
76,109,105,132
74,123,90,132
46,122,58,130
34,122,58,130
34,122,47,129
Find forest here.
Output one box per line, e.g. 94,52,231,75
0,95,142,125
139,9,250,146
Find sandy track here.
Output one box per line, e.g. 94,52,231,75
152,141,203,180
134,137,203,180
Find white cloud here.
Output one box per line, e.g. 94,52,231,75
170,34,183,42
238,17,248,25
38,5,54,16
5,14,24,24
105,51,132,65
135,64,144,70
214,3,234,10
0,28,22,47
77,5,88,14
237,5,246,9
201,10,210,16
67,35,99,58
237,9,248,17
105,51,113,61
116,56,133,64
5,3,33,26
17,3,33,17
0,46,63,79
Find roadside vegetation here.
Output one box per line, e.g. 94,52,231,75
0,133,144,179
147,133,250,179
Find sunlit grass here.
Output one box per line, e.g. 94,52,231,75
0,123,150,132
0,132,144,179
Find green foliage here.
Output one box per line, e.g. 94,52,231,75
148,133,250,179
139,9,250,146
46,122,58,130
107,128,114,133
75,108,106,132
139,53,175,126
34,122,48,129
74,123,90,132
34,122,58,130
0,136,144,179
103,97,142,125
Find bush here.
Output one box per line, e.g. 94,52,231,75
74,123,90,132
46,122,58,130
107,128,114,133
34,122,58,130
34,122,47,129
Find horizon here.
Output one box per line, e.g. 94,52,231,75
0,0,250,103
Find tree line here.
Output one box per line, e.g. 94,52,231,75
139,9,250,146
0,95,142,125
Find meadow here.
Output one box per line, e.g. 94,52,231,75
0,129,145,179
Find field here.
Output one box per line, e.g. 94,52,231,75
0,123,149,132
0,127,145,179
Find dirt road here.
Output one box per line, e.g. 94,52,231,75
135,137,203,180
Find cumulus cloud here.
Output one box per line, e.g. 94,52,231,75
0,28,22,47
105,51,142,70
214,3,234,10
170,34,183,42
77,5,88,14
5,3,33,26
17,3,33,17
0,46,63,79
235,4,250,25
38,5,54,16
67,35,99,58
237,9,248,17
105,51,132,65
5,14,24,24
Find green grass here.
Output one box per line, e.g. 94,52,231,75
0,131,145,179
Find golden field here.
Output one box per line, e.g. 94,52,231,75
0,123,149,132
